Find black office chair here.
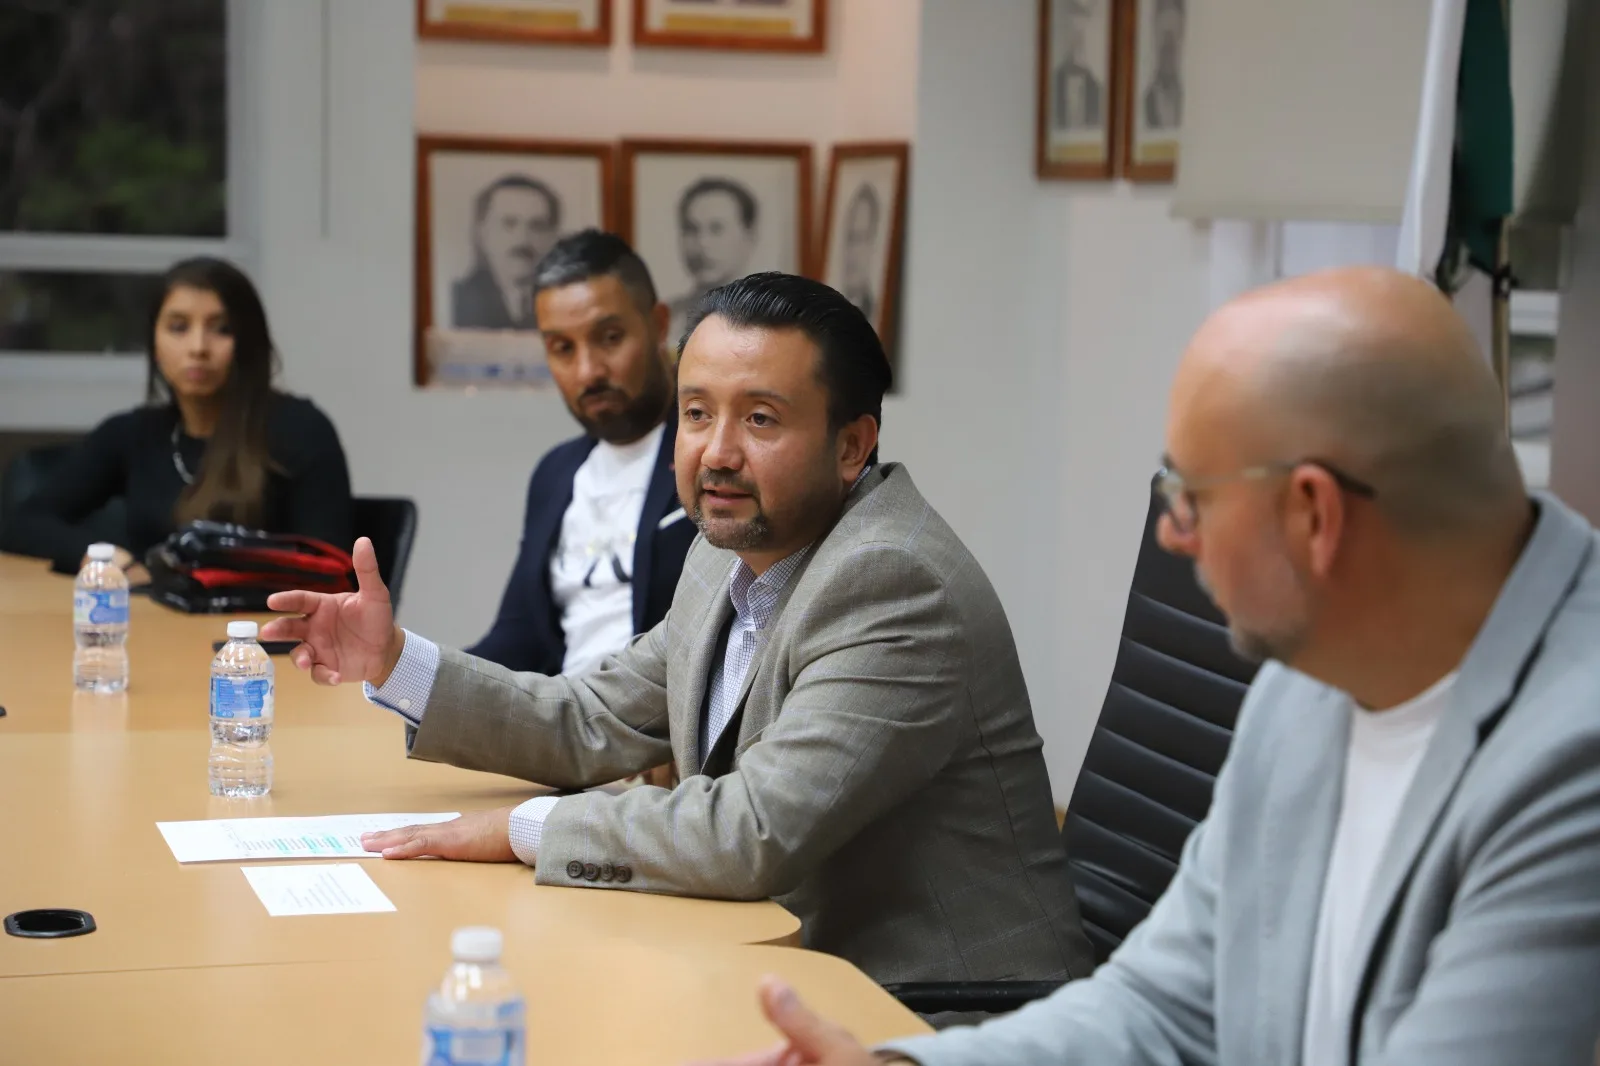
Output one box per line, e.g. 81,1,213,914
352,496,418,613
887,494,1259,1015
0,444,126,558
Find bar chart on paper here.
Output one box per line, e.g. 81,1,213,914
156,813,461,863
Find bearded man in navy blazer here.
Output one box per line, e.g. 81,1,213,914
468,230,694,680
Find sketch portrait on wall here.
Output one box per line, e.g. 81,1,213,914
632,0,826,52
621,140,811,350
415,137,612,387
821,143,909,372
1121,0,1185,182
1037,0,1116,180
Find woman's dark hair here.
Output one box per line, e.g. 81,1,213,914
146,256,280,529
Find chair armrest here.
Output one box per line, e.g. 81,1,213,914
882,980,1068,1015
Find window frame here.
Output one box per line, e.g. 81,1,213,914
0,0,257,375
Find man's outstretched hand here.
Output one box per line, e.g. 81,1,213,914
261,536,403,687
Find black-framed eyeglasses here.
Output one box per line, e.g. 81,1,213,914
1153,459,1377,535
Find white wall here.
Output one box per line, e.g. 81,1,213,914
265,0,919,646
900,1,1212,799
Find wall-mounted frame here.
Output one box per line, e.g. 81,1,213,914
1118,0,1184,182
415,135,615,387
618,139,813,350
416,0,612,47
1036,0,1119,180
820,142,910,375
631,0,827,54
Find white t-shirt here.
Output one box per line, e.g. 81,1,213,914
548,424,664,676
1300,670,1457,1066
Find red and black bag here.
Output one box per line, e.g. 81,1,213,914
144,521,355,613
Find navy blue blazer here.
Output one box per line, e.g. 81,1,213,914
466,420,694,675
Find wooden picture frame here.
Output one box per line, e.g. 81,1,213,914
631,0,827,54
820,142,910,375
1118,0,1184,182
415,135,615,388
618,139,814,350
1036,0,1120,180
415,0,612,47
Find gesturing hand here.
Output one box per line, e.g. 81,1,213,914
261,536,402,686
682,977,888,1066
361,807,519,863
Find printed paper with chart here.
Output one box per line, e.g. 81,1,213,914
157,812,460,863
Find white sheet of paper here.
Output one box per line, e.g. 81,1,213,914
241,863,397,917
156,813,460,863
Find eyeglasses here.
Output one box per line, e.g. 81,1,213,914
1153,459,1377,535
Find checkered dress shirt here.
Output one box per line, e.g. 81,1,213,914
699,547,812,768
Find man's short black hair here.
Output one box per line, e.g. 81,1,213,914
531,228,659,316
683,272,892,464
474,174,561,228
678,177,758,231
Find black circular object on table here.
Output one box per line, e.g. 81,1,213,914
4,909,97,939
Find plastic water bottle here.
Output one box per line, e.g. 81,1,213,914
421,927,526,1066
73,542,129,694
208,620,274,797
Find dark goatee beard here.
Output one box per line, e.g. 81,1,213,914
691,503,771,550
574,360,672,445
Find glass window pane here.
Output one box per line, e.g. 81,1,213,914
0,0,227,237
0,270,163,354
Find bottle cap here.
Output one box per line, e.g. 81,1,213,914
226,621,259,640
451,926,503,963
86,543,116,562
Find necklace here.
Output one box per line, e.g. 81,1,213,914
170,423,196,486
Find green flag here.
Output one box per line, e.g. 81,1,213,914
1436,0,1514,289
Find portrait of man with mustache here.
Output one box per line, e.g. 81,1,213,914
452,173,564,331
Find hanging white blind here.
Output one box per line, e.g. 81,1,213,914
1172,0,1433,223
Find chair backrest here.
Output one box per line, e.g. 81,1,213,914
1063,494,1260,964
0,444,73,529
0,444,126,555
351,496,418,613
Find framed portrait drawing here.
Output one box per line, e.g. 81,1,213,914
618,139,813,350
416,0,611,46
820,142,909,370
1119,0,1184,181
631,0,827,53
1036,0,1117,180
415,136,614,388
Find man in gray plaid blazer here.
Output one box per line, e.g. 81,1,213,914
264,272,1095,986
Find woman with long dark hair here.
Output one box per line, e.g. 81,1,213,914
4,257,353,570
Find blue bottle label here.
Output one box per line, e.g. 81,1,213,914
211,677,272,720
73,589,129,626
422,1003,525,1066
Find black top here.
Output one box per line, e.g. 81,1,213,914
5,394,354,566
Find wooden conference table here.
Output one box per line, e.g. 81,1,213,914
0,553,930,1061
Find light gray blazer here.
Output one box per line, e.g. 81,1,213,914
890,492,1600,1065
409,464,1095,985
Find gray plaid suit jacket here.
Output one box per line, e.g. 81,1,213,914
408,463,1096,984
